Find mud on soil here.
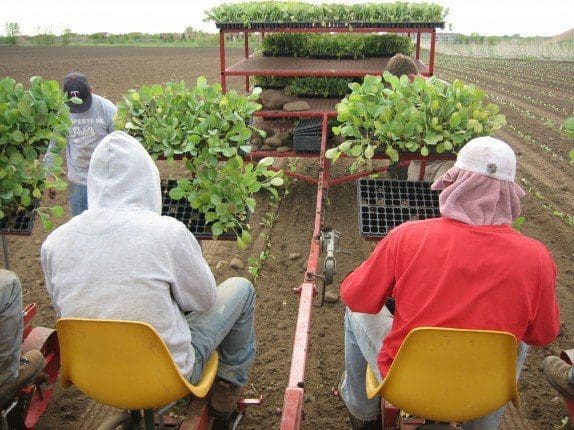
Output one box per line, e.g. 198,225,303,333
1,47,573,429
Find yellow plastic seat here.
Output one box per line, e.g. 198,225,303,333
365,327,518,423
56,318,218,410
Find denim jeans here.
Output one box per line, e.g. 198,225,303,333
68,182,88,216
0,270,22,386
340,307,529,428
186,277,256,387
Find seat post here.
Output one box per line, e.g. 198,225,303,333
143,409,154,430
129,410,141,429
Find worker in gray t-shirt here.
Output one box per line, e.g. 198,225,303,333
45,72,117,216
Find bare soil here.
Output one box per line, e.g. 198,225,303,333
1,46,573,430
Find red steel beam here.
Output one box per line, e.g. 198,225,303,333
219,31,226,93
226,69,384,78
429,29,436,76
280,114,329,430
255,111,337,119
416,33,421,60
244,31,250,92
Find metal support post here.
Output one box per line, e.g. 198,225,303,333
1,235,9,269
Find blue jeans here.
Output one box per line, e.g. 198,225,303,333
186,277,256,387
0,270,22,386
341,307,529,428
68,182,88,216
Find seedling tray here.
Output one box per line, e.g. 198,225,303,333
293,136,321,152
293,118,322,134
0,202,39,236
216,22,445,30
161,180,237,240
293,118,323,152
357,178,440,238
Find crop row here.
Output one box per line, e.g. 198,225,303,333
205,1,447,26
438,67,569,118
437,55,574,92
261,33,413,59
437,69,571,165
438,55,574,81
520,177,574,228
437,58,574,108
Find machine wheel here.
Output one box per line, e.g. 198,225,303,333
324,258,335,286
96,412,132,430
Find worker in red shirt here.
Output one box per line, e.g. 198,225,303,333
339,136,560,430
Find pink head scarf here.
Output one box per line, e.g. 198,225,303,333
430,137,525,226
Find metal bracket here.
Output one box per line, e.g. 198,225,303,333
320,229,350,285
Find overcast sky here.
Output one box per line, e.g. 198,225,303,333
4,0,573,37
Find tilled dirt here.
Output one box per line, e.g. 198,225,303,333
0,46,573,429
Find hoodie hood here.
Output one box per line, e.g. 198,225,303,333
87,131,161,214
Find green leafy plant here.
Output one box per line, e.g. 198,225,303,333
254,76,355,98
262,33,413,59
116,77,284,247
326,73,506,171
169,156,283,248
205,2,447,27
0,76,69,227
116,77,262,161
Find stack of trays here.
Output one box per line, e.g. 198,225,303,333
356,178,440,239
293,118,323,152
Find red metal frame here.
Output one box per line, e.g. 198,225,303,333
219,25,438,92
219,23,443,430
3,303,60,430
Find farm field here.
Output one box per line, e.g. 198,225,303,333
0,46,573,429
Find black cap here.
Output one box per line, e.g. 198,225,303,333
63,72,92,113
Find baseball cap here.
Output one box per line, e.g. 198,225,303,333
454,136,516,181
63,72,92,113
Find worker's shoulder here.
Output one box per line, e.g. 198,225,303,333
91,93,117,112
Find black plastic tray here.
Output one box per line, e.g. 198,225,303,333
0,202,39,236
293,118,323,152
161,180,237,240
357,178,440,238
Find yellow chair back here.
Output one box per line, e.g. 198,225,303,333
366,327,518,423
56,318,218,410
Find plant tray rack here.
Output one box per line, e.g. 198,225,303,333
357,178,440,238
161,180,237,240
0,202,39,235
216,22,445,30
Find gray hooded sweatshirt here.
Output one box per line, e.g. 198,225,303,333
41,131,216,378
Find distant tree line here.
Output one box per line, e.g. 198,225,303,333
0,22,257,47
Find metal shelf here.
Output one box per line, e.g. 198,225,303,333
227,55,430,78
255,97,340,118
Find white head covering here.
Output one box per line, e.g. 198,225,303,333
454,136,516,181
431,137,525,226
87,131,162,214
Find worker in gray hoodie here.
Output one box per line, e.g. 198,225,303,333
41,131,255,428
45,72,117,216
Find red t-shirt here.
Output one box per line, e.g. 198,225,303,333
341,217,559,377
